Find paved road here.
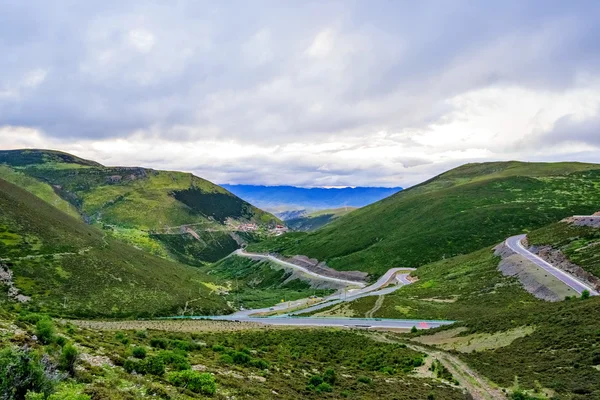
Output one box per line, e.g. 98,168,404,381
195,315,454,330
505,234,598,296
235,249,366,287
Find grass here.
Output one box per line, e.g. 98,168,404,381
250,161,600,279
528,221,600,278
0,177,231,318
0,165,81,220
0,311,465,400
206,256,334,309
0,149,279,266
306,237,600,398
305,247,540,321
286,208,357,232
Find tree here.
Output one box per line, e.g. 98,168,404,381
581,290,590,299
411,326,418,333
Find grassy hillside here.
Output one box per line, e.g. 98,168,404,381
0,312,464,400
207,256,333,309
306,237,600,398
286,207,356,232
250,161,600,278
0,177,231,318
0,149,278,265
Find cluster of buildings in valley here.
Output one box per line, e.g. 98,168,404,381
236,222,289,235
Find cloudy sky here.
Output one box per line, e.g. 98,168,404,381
1,0,600,187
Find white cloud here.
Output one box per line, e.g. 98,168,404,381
127,29,155,53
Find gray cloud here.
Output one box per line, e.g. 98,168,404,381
1,1,600,187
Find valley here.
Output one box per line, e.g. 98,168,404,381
1,153,600,400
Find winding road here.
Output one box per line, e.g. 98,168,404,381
505,234,598,296
191,249,445,329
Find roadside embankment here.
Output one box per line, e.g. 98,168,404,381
494,242,576,301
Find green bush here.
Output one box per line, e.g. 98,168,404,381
150,338,168,349
316,382,333,393
132,347,147,359
357,376,372,384
158,350,190,371
59,343,78,375
219,354,233,364
309,375,323,386
0,347,56,399
168,370,216,395
249,358,270,369
581,290,590,299
123,356,165,376
142,356,166,376
212,344,225,352
134,330,148,339
35,318,55,344
232,351,251,365
323,368,337,385
55,336,67,347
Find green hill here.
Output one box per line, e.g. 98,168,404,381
250,161,600,278
286,207,356,232
0,177,231,318
0,149,279,264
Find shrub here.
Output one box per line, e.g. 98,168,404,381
581,290,590,299
232,351,251,365
510,391,537,400
150,338,168,349
158,351,190,371
357,376,372,384
323,368,336,385
124,356,165,376
35,318,56,344
249,358,270,369
0,347,56,399
411,326,418,333
168,370,216,395
55,336,67,347
316,383,333,393
142,356,165,376
132,347,147,359
219,354,233,364
309,375,323,386
59,343,78,375
135,330,148,339
212,344,225,352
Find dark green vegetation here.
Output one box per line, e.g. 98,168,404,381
458,296,600,399
250,161,600,278
528,221,600,278
151,232,239,266
208,256,333,309
286,208,356,232
0,177,230,318
308,247,538,321
0,149,278,266
0,311,464,399
311,239,600,398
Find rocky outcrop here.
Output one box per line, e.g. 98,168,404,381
274,254,368,282
529,245,600,291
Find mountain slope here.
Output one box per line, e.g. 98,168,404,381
249,161,600,278
286,207,357,232
0,177,231,317
221,184,402,211
0,149,279,264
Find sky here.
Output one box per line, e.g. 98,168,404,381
1,0,600,188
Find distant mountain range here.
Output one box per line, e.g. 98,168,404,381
220,185,403,212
